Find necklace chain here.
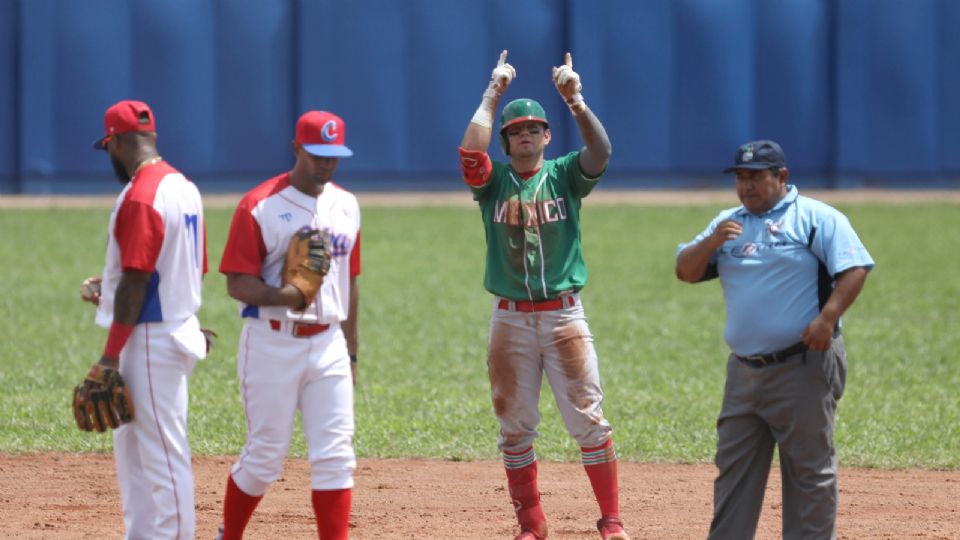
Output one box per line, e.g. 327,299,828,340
133,156,163,177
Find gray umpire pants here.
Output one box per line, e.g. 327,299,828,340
707,336,847,540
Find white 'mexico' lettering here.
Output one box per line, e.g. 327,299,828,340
494,196,568,227
494,200,509,223
542,200,558,222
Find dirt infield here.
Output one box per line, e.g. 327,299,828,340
2,453,957,539
2,188,960,209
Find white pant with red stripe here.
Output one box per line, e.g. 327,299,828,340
230,317,356,496
114,318,201,540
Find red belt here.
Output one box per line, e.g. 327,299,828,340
269,319,330,338
497,296,576,312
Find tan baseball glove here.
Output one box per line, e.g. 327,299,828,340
282,227,332,310
72,364,134,432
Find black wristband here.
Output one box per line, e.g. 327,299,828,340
349,354,357,364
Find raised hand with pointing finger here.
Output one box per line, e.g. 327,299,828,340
552,52,584,111
490,49,516,95
466,50,515,132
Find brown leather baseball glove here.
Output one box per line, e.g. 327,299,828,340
72,364,135,432
282,227,332,310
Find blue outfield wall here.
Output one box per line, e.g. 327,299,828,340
1,0,958,194
0,0,17,194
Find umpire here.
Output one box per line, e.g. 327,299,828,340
675,140,874,539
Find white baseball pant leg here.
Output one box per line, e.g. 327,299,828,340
488,295,611,453
114,320,197,540
541,302,611,448
231,319,355,496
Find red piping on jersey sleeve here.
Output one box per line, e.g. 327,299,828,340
459,147,492,187
350,230,361,277
115,200,164,273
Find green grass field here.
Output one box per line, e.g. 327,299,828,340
1,201,957,468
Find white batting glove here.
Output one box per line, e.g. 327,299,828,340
552,52,585,111
472,50,514,129
489,49,516,95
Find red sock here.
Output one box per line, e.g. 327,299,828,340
504,447,547,538
582,439,620,518
311,488,351,540
221,474,263,540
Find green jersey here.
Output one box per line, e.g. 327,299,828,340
470,151,601,300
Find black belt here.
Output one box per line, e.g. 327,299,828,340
736,342,808,368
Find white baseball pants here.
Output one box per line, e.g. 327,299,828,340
230,318,356,496
114,317,201,540
486,295,612,453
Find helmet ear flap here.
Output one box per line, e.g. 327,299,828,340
499,131,510,156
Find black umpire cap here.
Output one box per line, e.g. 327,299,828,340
723,140,786,173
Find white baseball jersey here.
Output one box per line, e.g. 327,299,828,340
96,161,207,328
219,173,361,323
94,159,207,539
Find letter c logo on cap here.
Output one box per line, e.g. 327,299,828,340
321,120,338,142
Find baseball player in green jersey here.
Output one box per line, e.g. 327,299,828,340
458,50,628,540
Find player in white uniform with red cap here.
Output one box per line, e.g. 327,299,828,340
83,99,208,539
216,110,361,540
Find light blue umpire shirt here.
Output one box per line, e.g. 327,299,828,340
677,185,875,357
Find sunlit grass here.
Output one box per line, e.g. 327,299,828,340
1,203,956,468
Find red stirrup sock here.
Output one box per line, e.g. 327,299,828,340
582,439,621,518
311,488,352,540
221,474,263,540
504,447,548,538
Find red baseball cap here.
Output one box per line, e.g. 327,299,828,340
93,100,156,150
295,111,353,157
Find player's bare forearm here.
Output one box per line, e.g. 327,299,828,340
676,226,736,283
112,271,151,326
343,277,359,355
802,266,870,350
676,220,742,282
100,270,151,367
822,266,870,322
461,121,493,152
343,278,359,385
573,106,612,178
675,242,718,283
461,88,501,151
462,50,512,151
225,272,304,309
460,80,501,185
